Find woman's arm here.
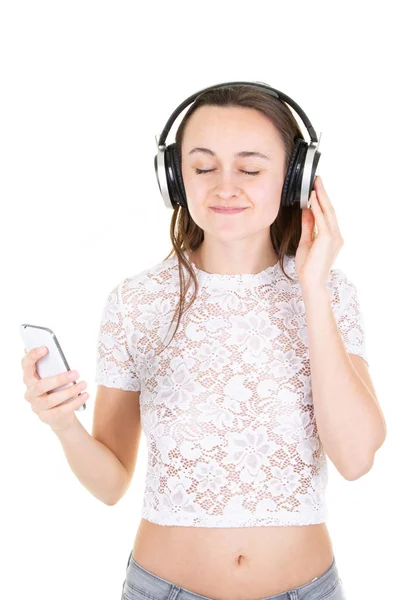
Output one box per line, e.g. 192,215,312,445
53,416,128,505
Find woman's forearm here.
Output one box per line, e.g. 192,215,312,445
52,417,128,505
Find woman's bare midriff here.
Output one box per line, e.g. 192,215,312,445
131,518,334,600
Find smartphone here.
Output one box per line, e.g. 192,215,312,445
20,324,86,412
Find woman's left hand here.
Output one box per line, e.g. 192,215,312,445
295,175,344,289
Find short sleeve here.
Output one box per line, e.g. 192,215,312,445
94,281,141,392
330,269,369,366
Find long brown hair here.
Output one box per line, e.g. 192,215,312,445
157,84,304,354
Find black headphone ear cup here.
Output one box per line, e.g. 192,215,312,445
162,144,184,208
168,143,187,208
281,137,308,208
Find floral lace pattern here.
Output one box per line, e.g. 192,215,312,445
95,252,368,527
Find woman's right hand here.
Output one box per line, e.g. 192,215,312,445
21,346,88,432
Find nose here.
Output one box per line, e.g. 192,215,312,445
214,171,241,197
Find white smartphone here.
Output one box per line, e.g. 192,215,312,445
20,324,86,412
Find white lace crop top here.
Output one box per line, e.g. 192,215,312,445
94,251,368,527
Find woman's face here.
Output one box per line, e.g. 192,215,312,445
180,105,287,242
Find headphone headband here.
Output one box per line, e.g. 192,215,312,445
156,81,319,148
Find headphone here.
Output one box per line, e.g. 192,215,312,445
154,80,321,212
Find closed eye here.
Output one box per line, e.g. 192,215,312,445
195,168,260,176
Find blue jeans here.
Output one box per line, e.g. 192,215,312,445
121,550,347,599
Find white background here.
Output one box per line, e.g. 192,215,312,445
1,1,398,598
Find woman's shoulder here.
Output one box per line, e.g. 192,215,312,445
113,254,178,303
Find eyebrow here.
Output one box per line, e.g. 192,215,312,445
188,147,271,160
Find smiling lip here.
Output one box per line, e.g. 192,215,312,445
211,207,247,214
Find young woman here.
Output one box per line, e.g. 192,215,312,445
22,84,385,600
101,84,385,600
